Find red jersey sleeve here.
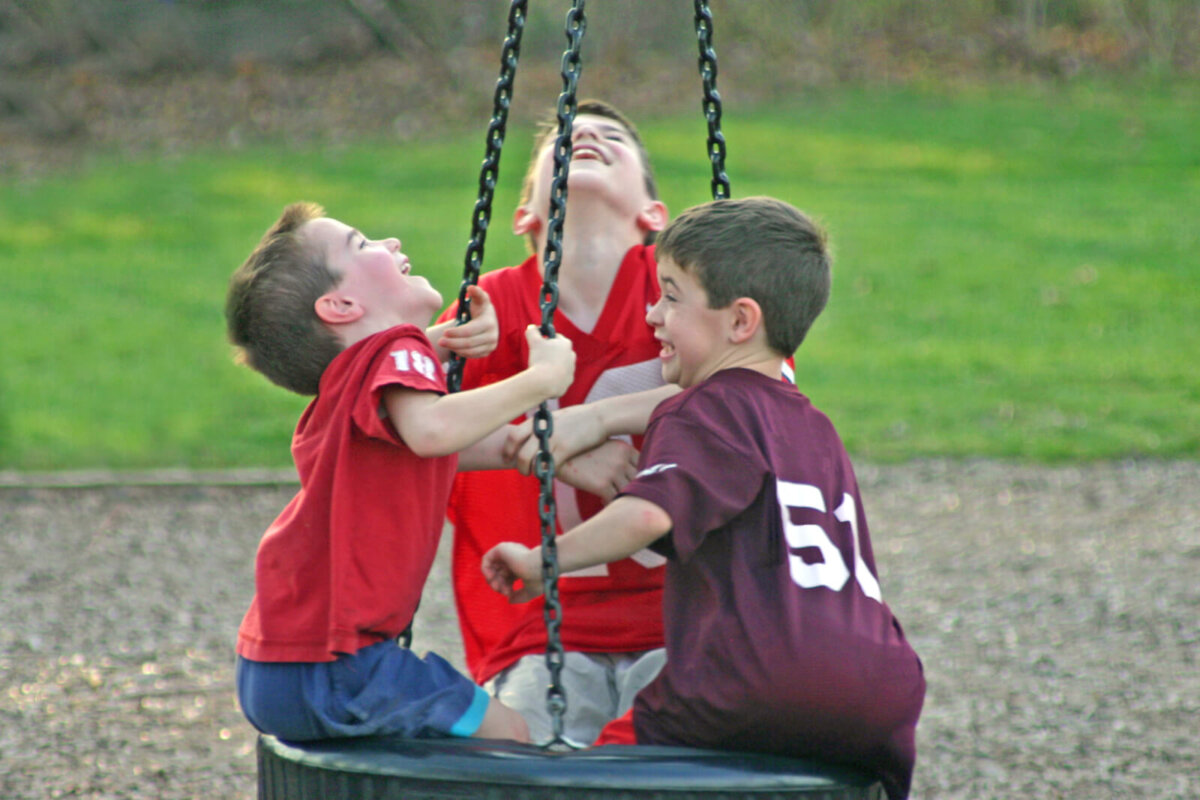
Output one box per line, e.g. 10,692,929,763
351,328,447,444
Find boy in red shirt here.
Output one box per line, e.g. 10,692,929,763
226,201,575,743
484,197,926,798
438,100,678,744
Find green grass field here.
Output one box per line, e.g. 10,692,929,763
1,80,1196,470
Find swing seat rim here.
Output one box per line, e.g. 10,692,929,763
259,733,881,792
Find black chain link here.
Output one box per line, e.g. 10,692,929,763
694,0,730,200
533,0,586,751
447,0,528,393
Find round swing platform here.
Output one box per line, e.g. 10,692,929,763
257,735,884,800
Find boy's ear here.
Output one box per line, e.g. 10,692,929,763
314,290,365,325
513,204,542,237
636,200,669,234
728,297,764,344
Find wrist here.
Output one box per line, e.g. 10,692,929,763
526,547,544,580
532,364,557,398
591,400,616,438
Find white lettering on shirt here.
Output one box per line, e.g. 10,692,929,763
777,479,882,602
390,349,437,381
636,463,677,478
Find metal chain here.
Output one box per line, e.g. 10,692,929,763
694,0,730,200
447,0,528,393
447,0,728,754
533,0,586,751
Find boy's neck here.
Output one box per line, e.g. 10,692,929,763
533,208,645,334
690,343,787,389
331,313,417,351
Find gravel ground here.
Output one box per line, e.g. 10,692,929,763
2,460,1196,799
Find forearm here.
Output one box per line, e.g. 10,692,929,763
404,371,553,458
456,425,516,471
588,384,680,437
483,496,669,603
505,384,680,473
540,496,671,574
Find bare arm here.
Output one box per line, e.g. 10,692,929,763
459,429,638,495
387,326,574,459
555,439,640,502
482,496,671,603
455,425,518,471
503,384,681,474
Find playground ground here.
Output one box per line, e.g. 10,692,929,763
2,459,1196,799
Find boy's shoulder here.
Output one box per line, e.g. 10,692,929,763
663,367,799,411
343,322,430,358
320,323,435,389
651,368,838,451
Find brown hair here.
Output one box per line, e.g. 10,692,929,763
224,202,343,395
518,99,659,252
656,196,832,356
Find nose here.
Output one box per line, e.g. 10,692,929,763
572,121,600,143
384,237,401,252
646,296,664,326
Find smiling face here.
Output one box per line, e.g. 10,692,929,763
517,111,662,245
301,216,443,330
646,256,733,389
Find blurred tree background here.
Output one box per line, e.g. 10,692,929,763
2,0,1196,176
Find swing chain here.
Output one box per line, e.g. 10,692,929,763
448,0,528,393
533,0,586,751
538,2,585,339
694,0,730,200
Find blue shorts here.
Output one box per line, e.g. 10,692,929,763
236,640,490,742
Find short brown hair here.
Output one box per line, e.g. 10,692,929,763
656,196,832,356
518,99,659,252
225,202,343,395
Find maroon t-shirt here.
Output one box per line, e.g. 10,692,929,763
620,368,925,800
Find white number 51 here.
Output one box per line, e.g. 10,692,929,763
776,479,882,602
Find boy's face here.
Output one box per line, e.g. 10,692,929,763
646,256,730,389
303,217,443,328
521,113,655,229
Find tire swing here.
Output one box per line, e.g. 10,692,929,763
258,2,884,797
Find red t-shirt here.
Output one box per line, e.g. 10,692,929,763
438,246,668,682
237,325,455,663
621,369,925,800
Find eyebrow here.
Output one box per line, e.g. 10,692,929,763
345,228,360,248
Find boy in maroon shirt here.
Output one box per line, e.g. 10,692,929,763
483,197,925,798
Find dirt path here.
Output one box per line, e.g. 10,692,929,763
2,460,1196,798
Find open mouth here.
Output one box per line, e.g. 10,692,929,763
572,144,607,164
